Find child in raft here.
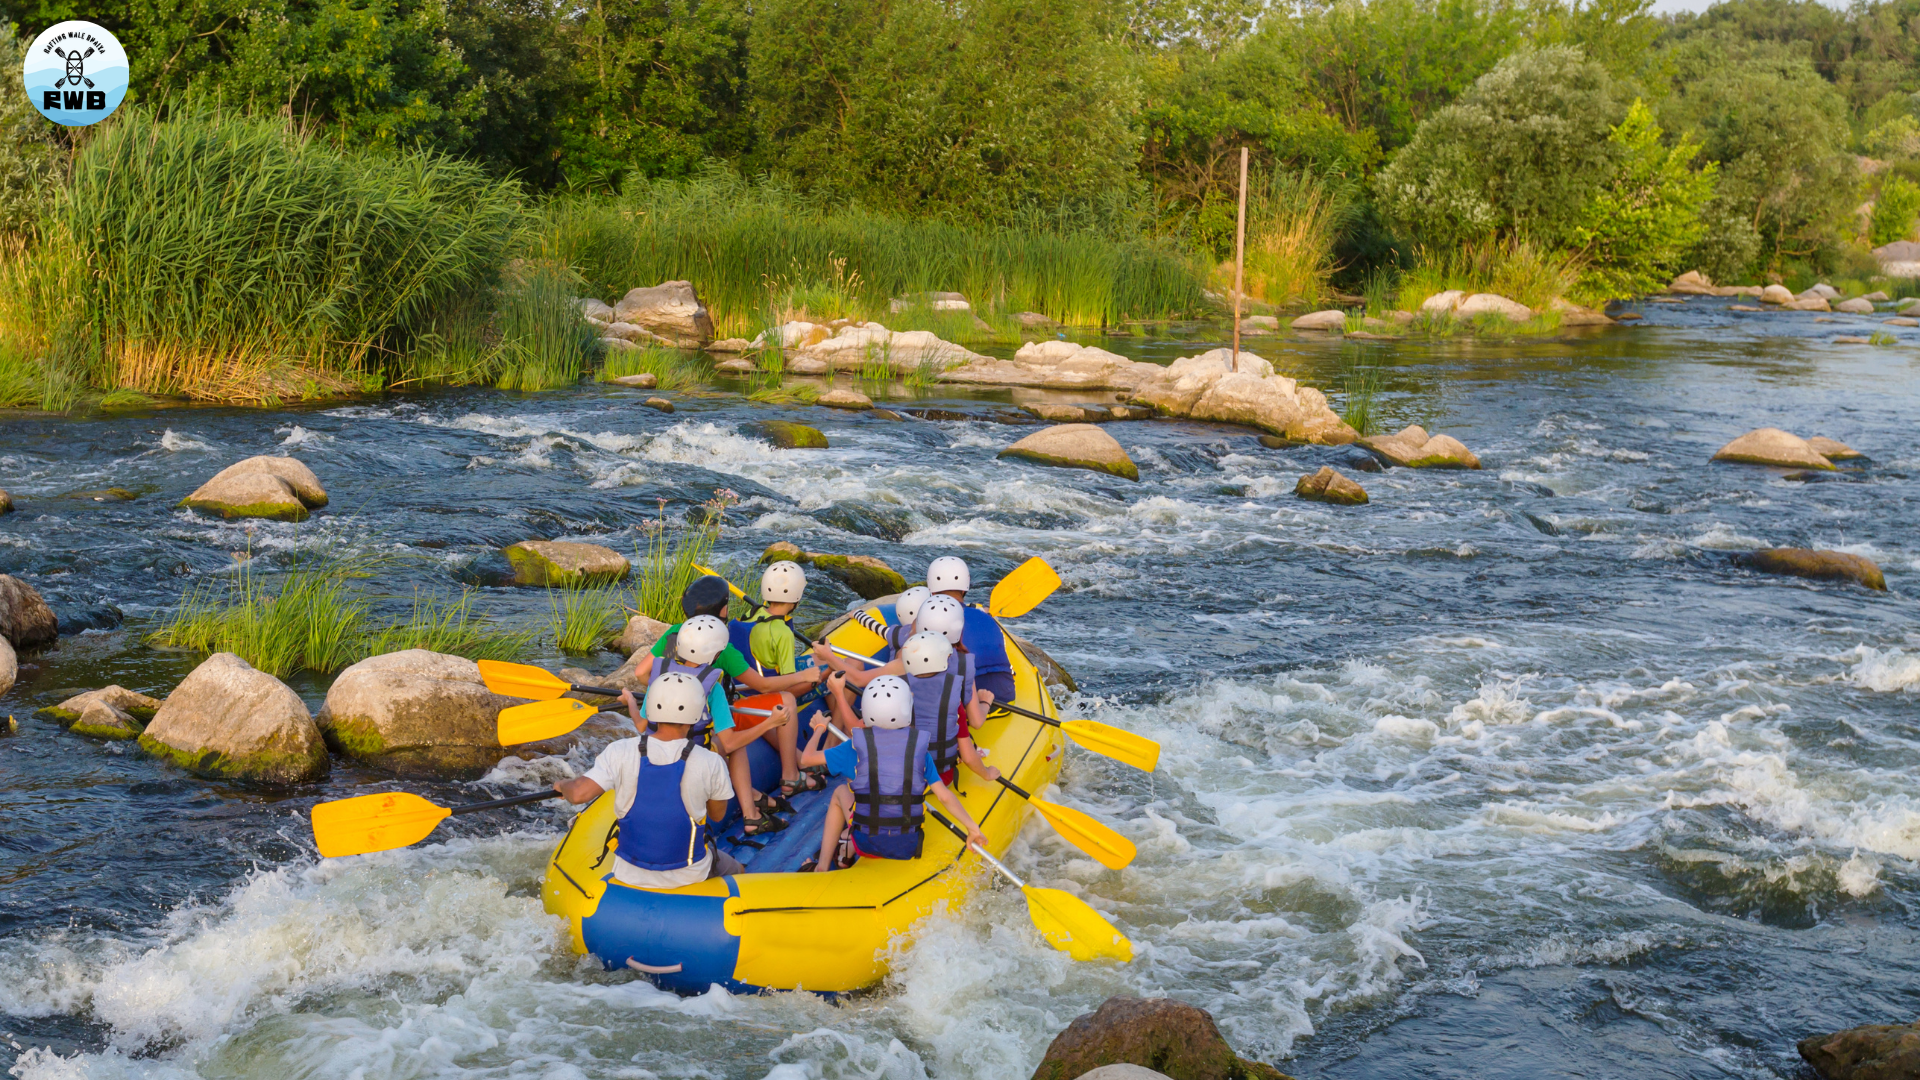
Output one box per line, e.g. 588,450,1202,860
798,672,985,872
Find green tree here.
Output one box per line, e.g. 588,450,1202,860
1870,175,1920,245
1570,98,1716,295
743,0,889,186
1373,45,1629,248
0,22,60,238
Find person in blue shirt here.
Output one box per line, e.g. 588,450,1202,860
924,556,1016,705
798,672,984,872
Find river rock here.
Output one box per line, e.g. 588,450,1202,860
578,298,616,323
1885,317,1918,326
1024,403,1097,422
1837,298,1876,314
612,280,712,347
71,698,143,739
1419,290,1465,314
41,684,161,727
1799,1020,1920,1079
618,614,671,656
1457,293,1532,320
759,545,906,600
1901,302,1920,317
316,650,527,776
1552,298,1615,326
1358,425,1481,469
504,540,630,586
609,372,657,389
754,420,829,448
0,636,12,698
1807,436,1863,460
1806,283,1841,300
1862,291,1890,302
216,456,327,507
1290,310,1347,331
1785,296,1832,312
1238,315,1278,334
644,397,675,413
1009,632,1078,694
816,387,873,410
890,291,970,313
181,456,327,522
1669,270,1716,294
0,574,58,649
601,337,641,354
0,488,11,514
1294,466,1369,505
714,358,756,375
1710,428,1834,470
1759,284,1793,304
139,653,328,783
1131,349,1355,444
1742,549,1886,591
1030,996,1292,1080
603,321,664,344
999,424,1140,482
755,319,985,374
707,337,753,353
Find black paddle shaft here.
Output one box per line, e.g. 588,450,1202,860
449,789,567,817
569,681,626,697
994,775,1033,800
927,808,969,843
992,700,1061,728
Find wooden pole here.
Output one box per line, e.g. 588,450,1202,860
1231,146,1249,374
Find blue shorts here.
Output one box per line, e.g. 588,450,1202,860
850,828,923,861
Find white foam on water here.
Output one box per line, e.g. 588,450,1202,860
1846,646,1920,692
156,430,211,454
275,425,330,447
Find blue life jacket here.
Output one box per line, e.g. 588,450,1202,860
908,658,969,777
960,605,1011,678
614,733,705,873
647,644,724,740
850,726,927,859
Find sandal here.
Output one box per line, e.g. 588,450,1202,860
781,772,827,797
799,856,822,873
755,790,794,816
742,814,788,837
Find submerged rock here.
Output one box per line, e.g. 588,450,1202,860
753,420,829,448
757,545,906,600
1742,548,1886,591
1807,435,1864,460
613,280,712,347
0,574,58,649
504,540,630,586
1552,298,1615,326
816,387,873,410
1010,632,1078,694
1294,466,1369,505
316,650,527,777
1359,425,1481,469
999,424,1140,482
0,488,12,514
1030,996,1292,1080
1711,428,1834,470
1800,1021,1920,1080
182,456,328,522
42,684,161,727
140,653,328,783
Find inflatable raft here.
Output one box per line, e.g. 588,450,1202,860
540,607,1065,994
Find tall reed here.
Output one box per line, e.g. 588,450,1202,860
628,494,737,624
1400,238,1584,312
549,581,622,653
1232,170,1353,308
495,262,600,391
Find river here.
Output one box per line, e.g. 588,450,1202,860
2,297,1917,1079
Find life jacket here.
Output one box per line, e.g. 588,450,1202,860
908,651,973,777
882,621,910,657
849,726,927,857
728,608,793,676
613,733,705,873
647,640,724,740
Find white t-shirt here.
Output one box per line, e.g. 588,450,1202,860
582,735,734,889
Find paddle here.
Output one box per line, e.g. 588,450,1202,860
992,701,1160,774
478,659,623,700
927,809,1132,963
311,789,564,858
498,698,598,744
988,556,1060,619
994,776,1136,870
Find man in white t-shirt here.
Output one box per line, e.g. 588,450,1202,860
552,674,744,888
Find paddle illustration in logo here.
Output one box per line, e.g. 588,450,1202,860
22,21,127,126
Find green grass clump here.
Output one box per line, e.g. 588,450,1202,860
495,262,601,391
1399,238,1585,312
0,341,80,411
628,494,740,624
2,108,521,405
600,343,708,391
1869,330,1899,346
365,590,534,660
549,581,622,653
540,170,1205,336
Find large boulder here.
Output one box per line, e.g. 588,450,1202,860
1741,549,1886,591
1807,436,1864,460
1456,293,1532,320
1552,298,1615,326
1837,297,1876,314
1294,466,1369,505
0,636,12,698
1289,310,1347,331
139,653,328,782
1760,284,1795,304
181,456,327,522
940,340,1164,390
752,420,829,449
612,281,713,347
1030,997,1291,1080
618,614,671,656
504,540,630,586
316,649,527,776
757,545,907,600
1358,425,1481,469
1711,428,1834,470
41,685,162,730
0,574,58,648
999,424,1140,482
1800,1021,1920,1079
755,319,985,374
1419,290,1465,314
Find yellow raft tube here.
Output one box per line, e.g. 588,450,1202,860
540,610,1065,994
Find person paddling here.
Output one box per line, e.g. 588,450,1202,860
849,585,930,662
799,674,984,872
642,614,794,839
647,575,822,700
898,629,998,787
731,560,835,796
924,556,1016,705
551,673,744,887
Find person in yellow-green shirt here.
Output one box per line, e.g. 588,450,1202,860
731,560,832,796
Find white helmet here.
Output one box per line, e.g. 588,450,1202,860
915,594,965,644
761,560,806,604
645,672,708,726
900,630,953,677
893,585,931,628
926,556,970,594
861,676,915,729
675,614,730,665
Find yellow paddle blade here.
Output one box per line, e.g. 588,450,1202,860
1062,718,1160,773
1023,885,1133,962
690,563,748,600
476,659,571,700
1030,797,1137,870
311,792,452,858
498,698,596,745
988,557,1060,618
